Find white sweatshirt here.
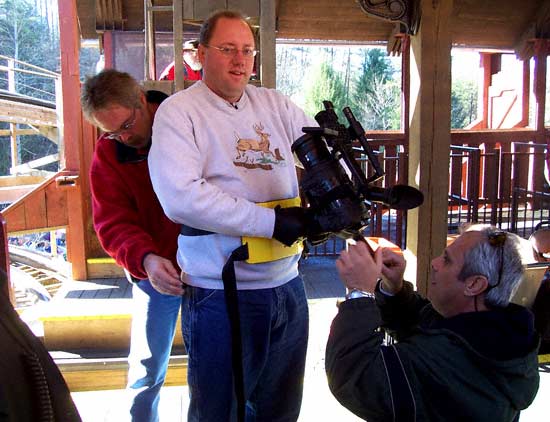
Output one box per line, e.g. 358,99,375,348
149,81,316,289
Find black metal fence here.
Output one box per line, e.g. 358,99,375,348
308,141,549,256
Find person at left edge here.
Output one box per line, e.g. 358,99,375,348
81,69,183,422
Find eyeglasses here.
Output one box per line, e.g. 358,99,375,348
487,230,507,290
104,108,137,140
204,44,257,58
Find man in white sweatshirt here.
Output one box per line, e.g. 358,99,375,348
148,9,317,422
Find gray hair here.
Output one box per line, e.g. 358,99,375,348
81,69,143,124
458,225,524,307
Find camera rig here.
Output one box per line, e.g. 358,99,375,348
292,100,423,243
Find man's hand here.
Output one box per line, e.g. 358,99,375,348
272,206,308,246
379,248,406,294
336,241,382,293
143,253,185,296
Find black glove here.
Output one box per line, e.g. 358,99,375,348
272,206,308,246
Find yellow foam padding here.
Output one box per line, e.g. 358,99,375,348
86,257,116,264
242,197,303,264
539,354,550,364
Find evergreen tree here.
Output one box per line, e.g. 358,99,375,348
451,79,478,129
303,61,347,120
353,48,400,130
0,0,60,175
0,0,59,100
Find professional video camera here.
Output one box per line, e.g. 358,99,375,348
292,100,424,244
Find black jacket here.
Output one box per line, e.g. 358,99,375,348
325,281,540,422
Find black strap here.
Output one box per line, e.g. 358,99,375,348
180,224,214,236
381,345,416,421
221,244,249,422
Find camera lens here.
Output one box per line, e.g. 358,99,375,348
292,133,333,170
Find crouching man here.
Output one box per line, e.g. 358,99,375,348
326,226,540,421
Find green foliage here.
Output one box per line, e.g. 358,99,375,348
0,0,59,86
0,0,60,176
277,45,401,129
451,79,478,129
353,49,400,130
303,61,348,121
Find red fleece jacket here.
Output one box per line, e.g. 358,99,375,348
90,135,180,279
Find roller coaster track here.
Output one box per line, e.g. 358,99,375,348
7,250,188,392
11,262,65,309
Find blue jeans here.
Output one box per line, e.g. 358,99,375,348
126,280,183,422
182,276,309,422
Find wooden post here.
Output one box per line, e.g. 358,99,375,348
479,53,491,129
406,0,453,295
58,0,88,280
260,0,276,88
173,0,184,92
9,123,17,170
0,215,13,304
533,41,548,197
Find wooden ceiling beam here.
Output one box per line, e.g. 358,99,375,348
515,0,550,60
75,1,548,57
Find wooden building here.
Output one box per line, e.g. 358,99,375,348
1,0,550,297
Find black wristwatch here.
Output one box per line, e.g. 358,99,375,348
345,289,376,300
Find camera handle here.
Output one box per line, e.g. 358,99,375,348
343,107,384,184
351,231,376,257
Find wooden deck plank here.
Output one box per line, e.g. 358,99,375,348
300,256,344,299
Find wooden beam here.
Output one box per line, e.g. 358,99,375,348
0,175,48,187
0,185,40,203
0,216,12,302
260,0,276,88
10,154,59,174
1,172,70,233
0,98,57,127
57,355,187,392
407,0,453,295
532,44,548,194
451,128,538,144
58,0,89,280
514,0,550,59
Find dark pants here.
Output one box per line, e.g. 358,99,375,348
182,276,309,422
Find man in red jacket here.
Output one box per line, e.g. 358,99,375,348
81,69,183,422
158,39,202,81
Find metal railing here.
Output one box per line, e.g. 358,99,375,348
0,55,61,176
308,138,549,256
448,142,548,234
0,54,59,104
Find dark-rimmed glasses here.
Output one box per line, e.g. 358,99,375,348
104,108,137,140
487,230,507,290
204,44,257,58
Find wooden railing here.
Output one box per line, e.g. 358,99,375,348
0,55,61,176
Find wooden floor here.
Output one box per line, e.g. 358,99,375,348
60,277,132,299
71,297,365,422
15,256,344,392
15,255,548,421
55,255,343,301
70,295,550,422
